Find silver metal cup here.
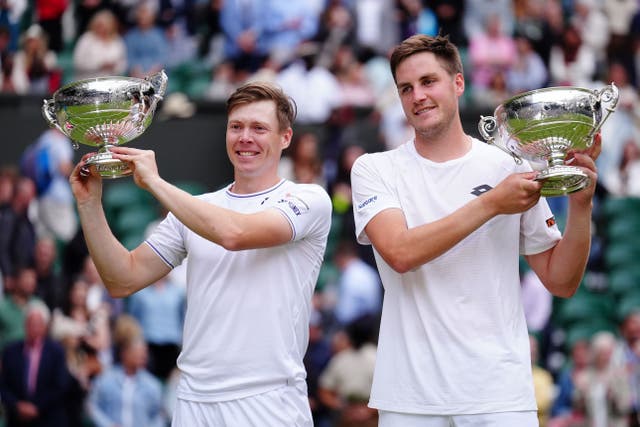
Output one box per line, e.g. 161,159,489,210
42,70,168,178
478,84,619,197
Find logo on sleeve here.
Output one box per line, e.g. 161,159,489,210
277,194,309,216
546,216,556,227
356,195,378,211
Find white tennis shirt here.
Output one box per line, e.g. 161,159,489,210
146,179,332,402
351,139,561,415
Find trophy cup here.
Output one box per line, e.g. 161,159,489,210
478,84,619,197
42,70,168,178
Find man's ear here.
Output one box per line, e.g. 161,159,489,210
281,127,293,150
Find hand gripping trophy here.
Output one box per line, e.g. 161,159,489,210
43,70,168,178
478,84,619,197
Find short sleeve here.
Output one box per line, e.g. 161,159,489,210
520,197,562,255
272,184,332,242
145,212,187,269
350,154,402,245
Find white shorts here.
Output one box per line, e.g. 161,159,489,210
378,410,539,427
171,383,313,427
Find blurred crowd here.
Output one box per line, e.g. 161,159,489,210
2,0,640,426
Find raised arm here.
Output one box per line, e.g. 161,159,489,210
525,146,599,298
109,146,294,251
70,156,171,298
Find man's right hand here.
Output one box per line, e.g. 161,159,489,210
484,171,543,215
69,153,103,206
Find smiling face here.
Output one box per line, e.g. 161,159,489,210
395,51,464,143
226,100,292,190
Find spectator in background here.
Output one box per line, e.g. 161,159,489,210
613,310,640,426
596,61,640,195
530,334,555,427
462,0,515,42
429,0,466,47
353,0,400,56
574,331,632,427
87,337,166,427
73,9,127,80
507,33,549,95
603,138,640,197
468,13,517,106
318,315,378,427
0,266,40,351
276,41,342,125
127,275,186,381
220,0,268,79
570,0,609,81
0,0,27,52
550,336,591,427
0,168,17,291
124,2,167,79
333,45,376,109
34,0,68,53
279,131,327,187
33,237,62,310
548,24,596,87
30,127,78,243
50,276,109,379
0,300,71,427
514,0,559,68
11,24,59,95
2,177,37,291
261,0,319,68
332,239,381,327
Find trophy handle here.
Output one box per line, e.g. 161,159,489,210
42,99,79,149
146,69,168,99
588,82,619,140
478,115,523,164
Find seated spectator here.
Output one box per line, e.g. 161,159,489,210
276,41,342,125
468,13,517,105
531,334,554,427
549,337,591,427
87,337,166,427
0,300,71,427
279,131,327,187
0,266,40,351
318,315,378,427
127,275,186,381
331,239,381,327
73,9,127,80
123,2,167,79
10,24,59,94
548,24,596,87
574,331,632,427
50,276,109,379
506,33,548,95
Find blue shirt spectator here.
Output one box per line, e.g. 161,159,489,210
87,338,165,427
124,3,168,79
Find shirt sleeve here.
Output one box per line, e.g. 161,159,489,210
519,197,562,255
272,183,332,242
145,212,187,269
350,154,402,245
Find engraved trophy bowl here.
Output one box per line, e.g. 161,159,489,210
43,70,168,178
478,83,619,197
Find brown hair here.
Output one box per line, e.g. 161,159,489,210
226,81,297,131
389,34,463,82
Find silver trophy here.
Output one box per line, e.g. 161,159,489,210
43,70,168,178
478,84,619,197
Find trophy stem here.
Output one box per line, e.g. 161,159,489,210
84,144,133,179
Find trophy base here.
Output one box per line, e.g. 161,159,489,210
85,152,133,179
535,165,590,197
